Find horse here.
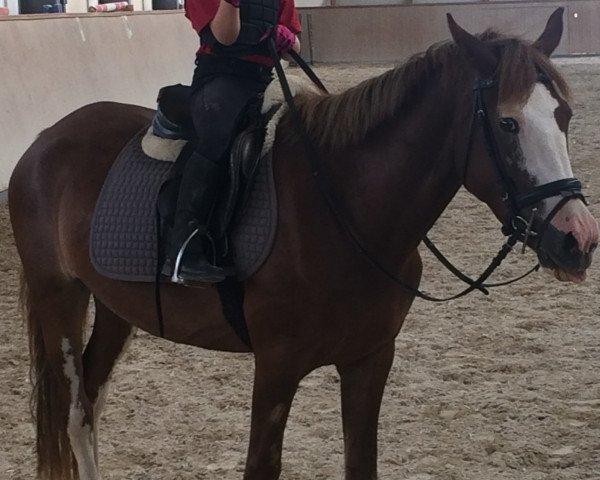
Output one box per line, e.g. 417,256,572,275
8,9,599,480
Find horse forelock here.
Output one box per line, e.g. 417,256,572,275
480,31,571,107
282,31,570,152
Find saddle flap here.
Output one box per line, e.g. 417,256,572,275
213,122,267,239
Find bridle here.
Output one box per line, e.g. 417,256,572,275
470,78,587,251
272,45,588,302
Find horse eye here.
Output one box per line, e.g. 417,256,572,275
499,117,520,134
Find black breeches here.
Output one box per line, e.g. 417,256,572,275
191,74,268,163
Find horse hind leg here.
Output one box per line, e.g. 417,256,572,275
82,297,136,465
62,297,137,480
21,273,96,480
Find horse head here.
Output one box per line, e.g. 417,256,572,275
449,8,599,283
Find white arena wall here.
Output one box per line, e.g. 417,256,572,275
0,12,197,190
1,3,600,190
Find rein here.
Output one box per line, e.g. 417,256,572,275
270,43,586,302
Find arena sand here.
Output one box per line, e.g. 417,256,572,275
1,59,599,480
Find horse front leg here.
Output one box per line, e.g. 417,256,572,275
243,350,305,480
336,341,395,480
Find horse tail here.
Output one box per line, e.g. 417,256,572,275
20,270,77,480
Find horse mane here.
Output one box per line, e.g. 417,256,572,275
282,31,570,152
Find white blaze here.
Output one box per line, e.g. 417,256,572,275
500,82,598,270
512,83,573,216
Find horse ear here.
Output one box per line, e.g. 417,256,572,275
533,7,564,57
447,13,497,78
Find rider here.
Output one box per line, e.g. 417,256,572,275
162,0,301,285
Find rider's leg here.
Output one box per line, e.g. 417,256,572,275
164,150,227,284
164,74,268,284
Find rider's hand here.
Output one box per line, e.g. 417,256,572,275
275,25,298,53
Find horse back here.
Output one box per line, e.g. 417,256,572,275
11,101,153,193
9,102,154,279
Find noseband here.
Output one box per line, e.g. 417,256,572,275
471,78,587,248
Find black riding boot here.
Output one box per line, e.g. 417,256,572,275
162,151,226,284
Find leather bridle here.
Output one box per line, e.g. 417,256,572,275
273,45,588,302
470,78,586,249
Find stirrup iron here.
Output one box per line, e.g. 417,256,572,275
170,227,200,284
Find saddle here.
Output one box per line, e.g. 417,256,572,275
154,83,273,245
90,82,287,284
91,75,318,282
90,75,318,347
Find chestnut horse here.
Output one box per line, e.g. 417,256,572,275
9,10,598,480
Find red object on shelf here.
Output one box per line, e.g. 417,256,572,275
0,7,9,15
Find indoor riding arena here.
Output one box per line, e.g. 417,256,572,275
1,1,600,479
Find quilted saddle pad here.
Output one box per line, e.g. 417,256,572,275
90,128,277,282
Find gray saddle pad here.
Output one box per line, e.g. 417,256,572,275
90,128,277,282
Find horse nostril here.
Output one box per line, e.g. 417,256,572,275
591,243,598,253
563,232,579,254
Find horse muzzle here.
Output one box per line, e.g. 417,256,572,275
535,199,599,283
537,226,594,282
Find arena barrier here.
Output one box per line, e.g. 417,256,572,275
1,3,599,189
298,1,600,62
0,12,196,190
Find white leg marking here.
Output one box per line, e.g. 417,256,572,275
93,384,108,465
62,338,100,480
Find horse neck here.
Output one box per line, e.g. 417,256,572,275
328,72,472,261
